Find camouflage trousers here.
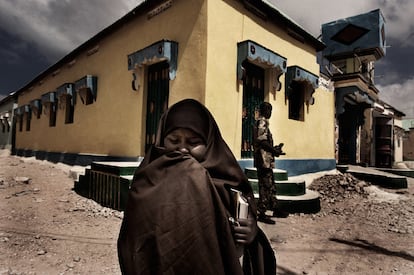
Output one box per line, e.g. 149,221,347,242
257,168,278,215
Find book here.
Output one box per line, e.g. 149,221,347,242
231,188,249,219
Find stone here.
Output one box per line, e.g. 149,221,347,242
14,176,31,184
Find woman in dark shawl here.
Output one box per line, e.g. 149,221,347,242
118,99,276,275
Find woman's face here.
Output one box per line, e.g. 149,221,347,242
163,128,207,162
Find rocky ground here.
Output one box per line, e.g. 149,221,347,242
0,150,413,274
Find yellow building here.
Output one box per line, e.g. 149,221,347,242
12,0,335,175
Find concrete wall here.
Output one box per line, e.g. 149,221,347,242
205,0,335,160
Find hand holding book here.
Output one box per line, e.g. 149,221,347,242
232,188,249,219
230,189,258,245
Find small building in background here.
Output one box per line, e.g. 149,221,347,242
320,9,405,168
403,119,414,162
0,93,17,150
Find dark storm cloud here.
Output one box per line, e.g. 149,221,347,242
0,28,50,95
375,41,414,84
271,0,414,117
0,0,138,60
271,0,414,47
0,0,139,95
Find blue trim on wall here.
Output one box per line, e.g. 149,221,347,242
13,148,143,167
286,66,319,89
13,148,336,176
238,158,337,176
237,40,287,80
128,40,178,80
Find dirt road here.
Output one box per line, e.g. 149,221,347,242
1,151,413,274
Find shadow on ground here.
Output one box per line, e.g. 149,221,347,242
329,238,414,262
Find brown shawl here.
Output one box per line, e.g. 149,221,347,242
118,99,275,275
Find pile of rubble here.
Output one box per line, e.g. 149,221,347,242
68,195,124,219
309,173,370,203
308,172,414,234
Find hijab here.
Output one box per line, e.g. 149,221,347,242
118,99,273,275
149,98,253,196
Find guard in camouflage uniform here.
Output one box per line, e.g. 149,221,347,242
253,102,286,224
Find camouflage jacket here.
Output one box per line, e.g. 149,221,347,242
253,116,274,169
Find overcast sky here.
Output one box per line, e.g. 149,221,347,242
0,0,413,117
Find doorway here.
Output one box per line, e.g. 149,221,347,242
145,61,169,151
241,61,264,158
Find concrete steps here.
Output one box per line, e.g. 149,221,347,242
245,167,288,181
248,179,306,196
74,162,321,214
73,162,140,210
345,165,408,189
244,167,320,214
375,168,414,180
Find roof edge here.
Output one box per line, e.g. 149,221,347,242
13,0,163,98
247,0,325,51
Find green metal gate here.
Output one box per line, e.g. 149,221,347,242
241,61,264,158
145,61,169,151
